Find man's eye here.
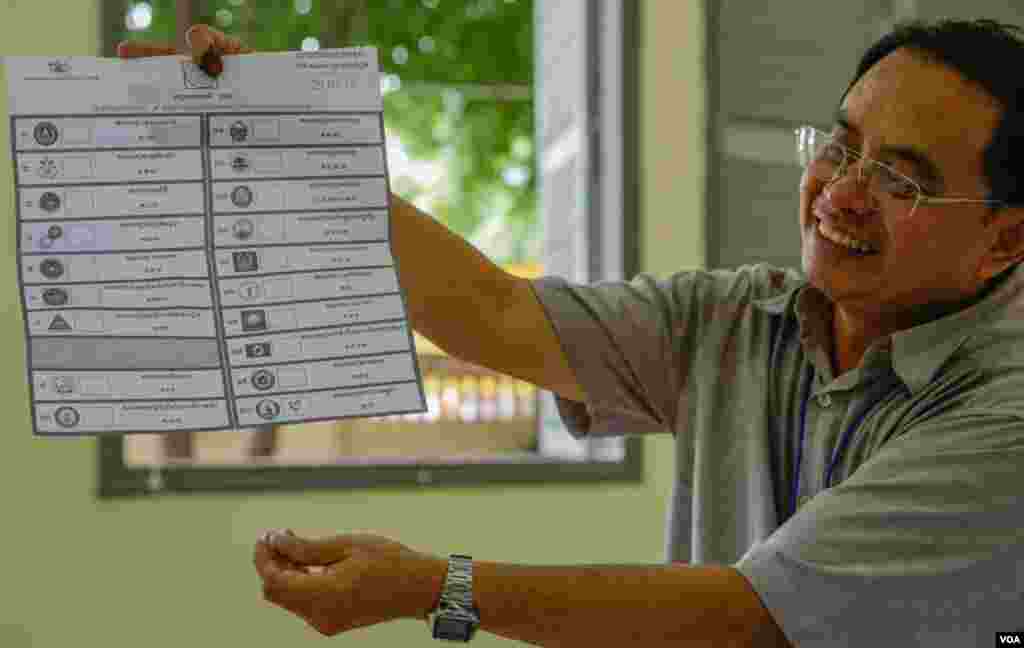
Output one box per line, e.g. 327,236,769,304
878,168,918,198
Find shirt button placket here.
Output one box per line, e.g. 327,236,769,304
818,393,832,407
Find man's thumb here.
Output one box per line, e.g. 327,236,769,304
268,529,305,559
270,529,337,565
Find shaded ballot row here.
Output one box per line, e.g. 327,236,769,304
14,114,381,151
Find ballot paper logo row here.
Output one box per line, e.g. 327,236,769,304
17,114,382,152
29,119,257,147
47,398,331,428
32,120,348,148
19,153,381,183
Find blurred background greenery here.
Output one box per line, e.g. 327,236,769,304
111,0,539,266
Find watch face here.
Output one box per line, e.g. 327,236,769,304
433,618,472,641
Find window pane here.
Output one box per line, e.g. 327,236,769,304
115,0,547,469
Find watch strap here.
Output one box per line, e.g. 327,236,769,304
428,554,480,642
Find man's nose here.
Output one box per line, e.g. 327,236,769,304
823,160,877,212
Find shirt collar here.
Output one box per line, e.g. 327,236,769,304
751,289,793,315
890,265,1023,393
752,264,1024,395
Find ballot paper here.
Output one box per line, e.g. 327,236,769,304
4,49,428,435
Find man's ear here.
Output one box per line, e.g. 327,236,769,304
979,206,1024,280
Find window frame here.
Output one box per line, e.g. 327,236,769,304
96,0,642,499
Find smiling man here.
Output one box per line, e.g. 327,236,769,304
493,18,1024,646
126,18,1024,647
802,44,1024,377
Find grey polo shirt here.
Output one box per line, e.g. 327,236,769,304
528,262,1024,647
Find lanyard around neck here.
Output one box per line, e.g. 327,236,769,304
790,364,897,519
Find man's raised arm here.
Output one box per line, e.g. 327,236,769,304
388,194,585,403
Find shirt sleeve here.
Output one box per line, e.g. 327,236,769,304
527,263,799,439
733,408,1024,648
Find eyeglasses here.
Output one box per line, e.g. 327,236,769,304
795,125,1004,212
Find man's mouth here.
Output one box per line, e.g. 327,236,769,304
814,216,879,255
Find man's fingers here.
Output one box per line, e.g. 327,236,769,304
255,538,321,591
116,41,178,59
184,24,213,59
185,24,253,75
186,24,252,59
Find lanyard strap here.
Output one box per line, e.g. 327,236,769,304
790,364,899,519
790,365,815,519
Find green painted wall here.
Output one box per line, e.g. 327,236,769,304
0,1,704,645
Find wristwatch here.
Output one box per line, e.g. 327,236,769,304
426,554,481,642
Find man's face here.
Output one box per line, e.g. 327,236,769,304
799,47,1005,320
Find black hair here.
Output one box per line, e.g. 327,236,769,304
840,18,1024,215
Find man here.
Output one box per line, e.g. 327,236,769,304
123,18,1024,647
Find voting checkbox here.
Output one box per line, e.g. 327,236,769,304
253,153,283,174
75,312,104,332
78,377,110,395
61,124,92,145
90,406,115,426
261,217,284,242
252,118,279,139
277,368,309,389
64,189,94,216
97,285,123,306
269,308,297,330
82,285,101,305
62,155,94,179
263,277,293,299
67,224,96,249
275,339,301,359
258,186,284,210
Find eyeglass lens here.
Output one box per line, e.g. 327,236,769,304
798,129,919,200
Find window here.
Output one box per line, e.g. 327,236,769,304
98,0,640,497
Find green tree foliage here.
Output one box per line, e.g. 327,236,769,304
114,0,538,264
